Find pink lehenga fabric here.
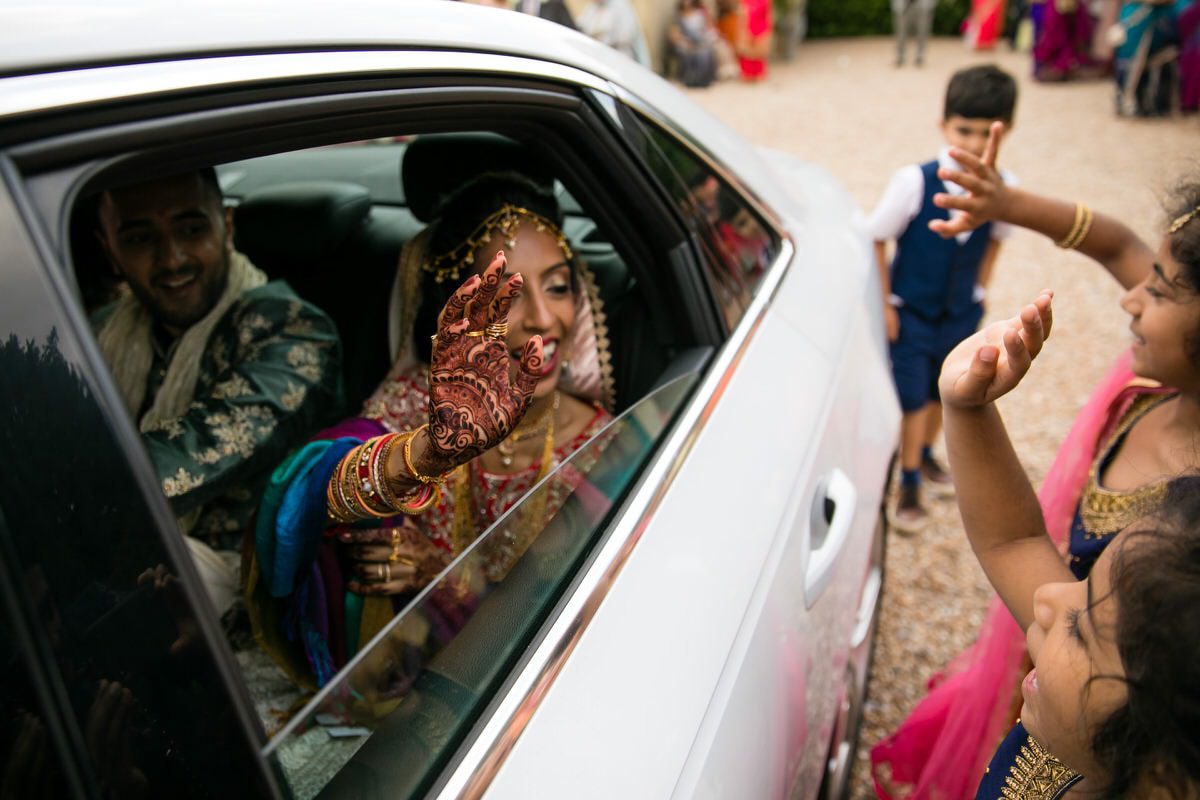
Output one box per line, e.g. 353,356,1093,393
870,350,1137,799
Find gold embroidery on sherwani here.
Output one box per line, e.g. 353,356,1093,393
1079,392,1173,539
1000,735,1080,800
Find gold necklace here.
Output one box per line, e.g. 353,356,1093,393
496,391,560,468
450,396,558,570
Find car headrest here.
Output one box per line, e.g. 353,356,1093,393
235,181,370,267
401,133,555,222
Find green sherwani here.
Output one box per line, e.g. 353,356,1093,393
95,281,342,550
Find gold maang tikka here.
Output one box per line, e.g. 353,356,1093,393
422,204,575,284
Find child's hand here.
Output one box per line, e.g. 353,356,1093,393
938,291,1053,409
929,121,1011,239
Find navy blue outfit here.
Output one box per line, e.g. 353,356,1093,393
889,160,993,412
976,722,1081,799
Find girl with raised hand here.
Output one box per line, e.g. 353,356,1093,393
873,123,1200,797
939,293,1200,798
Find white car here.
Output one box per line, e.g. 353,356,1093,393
0,2,899,798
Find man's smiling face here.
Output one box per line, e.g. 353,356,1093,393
99,171,233,336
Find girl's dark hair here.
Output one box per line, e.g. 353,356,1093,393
1090,475,1200,798
1167,180,1200,293
412,172,572,363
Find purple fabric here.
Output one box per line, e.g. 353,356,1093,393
1181,2,1200,111
1033,2,1098,77
316,540,348,667
314,416,387,442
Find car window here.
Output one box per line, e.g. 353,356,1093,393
0,333,270,798
263,373,697,799
623,111,778,331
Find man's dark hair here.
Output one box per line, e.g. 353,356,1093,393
943,65,1018,123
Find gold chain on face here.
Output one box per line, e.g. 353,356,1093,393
422,204,574,284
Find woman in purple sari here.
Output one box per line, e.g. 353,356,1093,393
1033,0,1104,80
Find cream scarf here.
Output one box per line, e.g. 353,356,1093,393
96,251,267,616
97,250,267,431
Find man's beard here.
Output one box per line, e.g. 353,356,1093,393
130,252,230,332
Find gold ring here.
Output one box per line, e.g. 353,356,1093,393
464,330,486,338
384,562,392,583
389,529,402,563
485,323,508,339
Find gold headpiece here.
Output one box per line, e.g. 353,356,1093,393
422,204,575,283
1168,205,1200,235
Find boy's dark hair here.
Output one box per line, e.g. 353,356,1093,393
943,65,1017,123
1090,475,1200,798
412,171,573,363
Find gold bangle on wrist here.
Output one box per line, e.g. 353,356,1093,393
1056,202,1092,249
403,424,450,486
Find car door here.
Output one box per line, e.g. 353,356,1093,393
0,166,280,798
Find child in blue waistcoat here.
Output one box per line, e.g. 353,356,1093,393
868,64,1019,532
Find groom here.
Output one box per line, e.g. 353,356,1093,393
93,168,342,609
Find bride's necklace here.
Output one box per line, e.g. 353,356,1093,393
496,391,560,468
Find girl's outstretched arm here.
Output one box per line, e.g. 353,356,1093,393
938,293,1075,629
930,122,1155,290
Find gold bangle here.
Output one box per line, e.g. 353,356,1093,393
1067,204,1093,250
403,424,449,485
1056,202,1087,249
396,483,440,515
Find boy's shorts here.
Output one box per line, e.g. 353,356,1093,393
889,305,984,413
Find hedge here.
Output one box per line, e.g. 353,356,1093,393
801,0,969,38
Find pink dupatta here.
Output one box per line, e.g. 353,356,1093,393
870,350,1138,799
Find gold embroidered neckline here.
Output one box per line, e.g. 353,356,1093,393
1000,733,1081,800
1079,392,1175,538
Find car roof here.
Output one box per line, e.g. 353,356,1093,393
0,0,629,80
0,0,807,232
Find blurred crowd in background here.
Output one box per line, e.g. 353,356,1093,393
462,0,1198,115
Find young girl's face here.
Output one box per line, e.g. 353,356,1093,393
1022,541,1128,777
1120,240,1200,392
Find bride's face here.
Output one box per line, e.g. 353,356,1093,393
471,220,576,400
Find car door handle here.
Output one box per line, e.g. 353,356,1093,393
805,468,857,609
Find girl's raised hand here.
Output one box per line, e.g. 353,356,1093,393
929,121,1011,239
938,291,1053,409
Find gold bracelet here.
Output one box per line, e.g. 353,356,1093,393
1056,202,1088,249
403,424,450,486
1070,203,1099,250
395,483,440,515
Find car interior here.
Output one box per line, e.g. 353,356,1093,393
72,130,685,418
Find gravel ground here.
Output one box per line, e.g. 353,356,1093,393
682,36,1199,799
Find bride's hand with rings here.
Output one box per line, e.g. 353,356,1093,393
405,251,544,479
340,522,448,596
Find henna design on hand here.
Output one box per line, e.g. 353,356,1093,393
427,252,543,470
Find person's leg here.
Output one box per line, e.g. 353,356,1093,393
915,3,933,65
894,5,909,65
920,400,955,493
889,310,933,530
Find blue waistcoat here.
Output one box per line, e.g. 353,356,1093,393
891,160,993,322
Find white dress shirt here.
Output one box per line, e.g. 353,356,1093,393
868,147,1017,245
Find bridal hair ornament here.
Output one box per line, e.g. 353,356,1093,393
422,204,574,284
1168,205,1200,235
